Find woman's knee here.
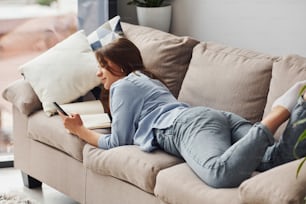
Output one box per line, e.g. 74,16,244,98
192,163,249,188
199,170,247,188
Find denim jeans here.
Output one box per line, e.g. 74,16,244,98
258,96,306,171
154,97,306,188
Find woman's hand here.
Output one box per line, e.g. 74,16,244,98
58,111,101,147
58,111,83,136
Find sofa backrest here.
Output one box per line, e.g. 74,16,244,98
178,42,275,124
121,22,199,98
122,23,295,124
263,54,306,139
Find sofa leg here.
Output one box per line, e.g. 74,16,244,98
21,172,42,188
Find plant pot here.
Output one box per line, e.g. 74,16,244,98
136,5,172,32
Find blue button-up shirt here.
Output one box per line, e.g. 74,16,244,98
98,71,189,152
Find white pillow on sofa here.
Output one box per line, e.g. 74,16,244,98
19,30,101,116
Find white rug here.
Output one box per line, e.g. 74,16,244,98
0,193,37,204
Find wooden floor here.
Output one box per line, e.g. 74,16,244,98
0,167,79,204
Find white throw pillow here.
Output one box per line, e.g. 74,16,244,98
87,15,123,51
19,30,101,116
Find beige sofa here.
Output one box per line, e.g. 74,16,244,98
3,22,306,204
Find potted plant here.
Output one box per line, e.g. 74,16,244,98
293,85,306,177
127,0,172,32
36,0,57,6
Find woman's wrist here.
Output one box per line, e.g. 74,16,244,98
75,126,100,147
74,125,87,139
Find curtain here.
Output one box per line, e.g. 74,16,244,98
78,0,117,34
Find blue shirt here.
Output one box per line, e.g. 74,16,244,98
97,71,189,152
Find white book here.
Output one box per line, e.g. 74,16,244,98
58,100,111,129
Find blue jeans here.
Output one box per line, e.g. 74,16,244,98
154,97,306,188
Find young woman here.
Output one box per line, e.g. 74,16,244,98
59,37,306,188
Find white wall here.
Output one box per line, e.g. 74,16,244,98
118,0,306,57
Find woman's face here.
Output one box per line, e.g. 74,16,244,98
96,58,124,90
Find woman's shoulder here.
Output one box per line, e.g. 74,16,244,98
111,71,167,96
111,72,145,92
114,71,147,86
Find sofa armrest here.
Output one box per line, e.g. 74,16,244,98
2,79,103,116
2,79,42,115
239,159,306,204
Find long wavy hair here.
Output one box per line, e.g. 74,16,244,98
95,37,163,113
95,37,160,79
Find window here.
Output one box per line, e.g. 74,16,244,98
0,0,77,167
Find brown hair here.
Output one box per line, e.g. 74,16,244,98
95,38,164,113
95,37,162,80
95,37,144,76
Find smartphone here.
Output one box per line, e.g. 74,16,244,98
53,102,69,116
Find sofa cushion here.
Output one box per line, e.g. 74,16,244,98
178,42,274,123
83,144,183,194
2,78,99,116
28,110,86,161
27,110,111,161
121,22,199,98
2,79,42,116
263,54,306,139
19,30,101,116
239,159,306,204
154,163,240,204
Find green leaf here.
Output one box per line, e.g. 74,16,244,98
298,85,306,96
293,118,306,128
294,84,306,178
36,0,56,6
296,157,306,178
294,130,306,159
